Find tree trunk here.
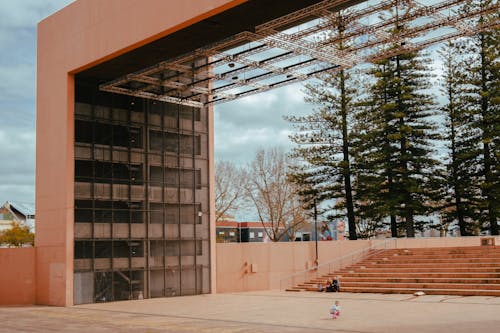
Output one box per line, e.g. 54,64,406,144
405,207,415,238
340,69,357,240
388,168,397,237
449,98,468,236
390,214,398,238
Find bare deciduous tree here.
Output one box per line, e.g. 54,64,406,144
215,160,246,222
245,148,309,241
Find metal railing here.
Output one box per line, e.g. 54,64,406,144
279,238,397,291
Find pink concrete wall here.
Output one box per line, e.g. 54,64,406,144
215,237,500,293
1,236,493,304
0,248,36,305
37,0,246,306
216,240,371,293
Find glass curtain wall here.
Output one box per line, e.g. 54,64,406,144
73,82,210,304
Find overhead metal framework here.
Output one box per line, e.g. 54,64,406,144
100,0,499,107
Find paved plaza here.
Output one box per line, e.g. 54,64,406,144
1,291,499,333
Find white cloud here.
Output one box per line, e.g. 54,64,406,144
0,64,36,101
0,0,74,28
0,1,73,55
0,128,35,205
214,82,314,164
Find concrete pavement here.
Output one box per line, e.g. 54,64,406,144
1,291,499,332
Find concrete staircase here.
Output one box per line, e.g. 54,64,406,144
288,246,500,296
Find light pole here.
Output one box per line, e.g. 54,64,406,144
314,198,318,267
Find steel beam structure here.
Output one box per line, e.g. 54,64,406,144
100,0,499,106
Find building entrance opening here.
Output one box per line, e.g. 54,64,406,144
51,0,498,304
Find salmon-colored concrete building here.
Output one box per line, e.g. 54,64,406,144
36,0,349,306
24,0,499,307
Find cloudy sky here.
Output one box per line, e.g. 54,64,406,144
0,1,73,206
0,0,456,213
0,0,316,207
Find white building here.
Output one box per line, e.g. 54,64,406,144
0,201,35,232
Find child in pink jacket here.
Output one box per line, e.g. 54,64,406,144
330,300,341,319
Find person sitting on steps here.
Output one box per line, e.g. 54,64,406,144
325,280,334,292
332,277,340,292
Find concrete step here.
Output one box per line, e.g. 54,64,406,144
361,256,500,264
367,255,498,260
369,254,500,260
375,252,500,257
340,287,500,297
340,277,500,284
290,246,500,296
380,246,499,252
341,282,500,290
370,250,500,255
338,267,500,273
347,263,500,269
329,272,500,278
374,246,500,253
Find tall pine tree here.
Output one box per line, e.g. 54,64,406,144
353,61,401,237
460,0,499,235
439,41,482,236
353,4,442,237
288,12,359,240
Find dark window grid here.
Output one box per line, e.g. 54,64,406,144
94,269,145,303
76,199,144,209
77,92,199,121
74,209,145,224
149,130,201,156
88,94,142,114
112,270,145,301
148,203,202,224
74,205,200,225
75,199,145,224
75,119,143,149
146,124,209,137
94,271,112,303
74,100,208,300
149,240,202,257
75,240,145,259
75,160,144,185
149,104,201,122
148,167,201,189
146,124,207,135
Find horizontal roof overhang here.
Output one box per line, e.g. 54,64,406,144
76,0,345,82
78,0,499,108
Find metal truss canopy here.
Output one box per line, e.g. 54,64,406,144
100,0,499,108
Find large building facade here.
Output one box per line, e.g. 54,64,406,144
37,0,327,306
72,84,211,304
33,0,496,306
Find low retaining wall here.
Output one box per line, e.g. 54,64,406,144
215,236,500,293
215,240,371,293
0,248,36,305
1,236,498,304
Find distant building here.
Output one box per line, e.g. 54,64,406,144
239,222,276,242
216,220,239,242
216,219,341,242
215,220,286,243
0,201,35,232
